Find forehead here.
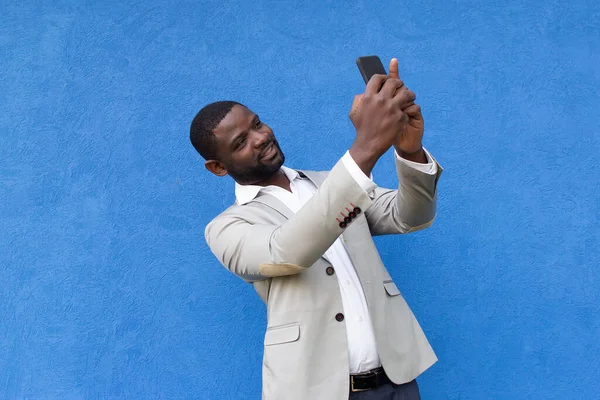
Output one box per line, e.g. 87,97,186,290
213,105,254,139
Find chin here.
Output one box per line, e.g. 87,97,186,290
272,156,285,171
275,149,285,166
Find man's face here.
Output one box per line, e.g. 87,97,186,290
209,105,285,185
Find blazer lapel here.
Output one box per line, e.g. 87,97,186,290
252,192,295,220
251,169,324,219
297,169,325,188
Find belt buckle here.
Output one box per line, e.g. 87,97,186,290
350,377,369,393
350,371,375,393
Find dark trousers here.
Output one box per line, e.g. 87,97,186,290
349,380,421,400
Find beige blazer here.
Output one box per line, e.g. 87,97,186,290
205,154,443,400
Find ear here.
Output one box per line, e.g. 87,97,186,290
204,160,227,177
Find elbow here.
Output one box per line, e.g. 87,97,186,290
391,201,437,233
403,214,437,233
258,262,308,278
263,250,313,277
396,191,438,233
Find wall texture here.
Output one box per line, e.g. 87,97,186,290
1,0,599,399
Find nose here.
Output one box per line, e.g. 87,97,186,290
251,130,269,149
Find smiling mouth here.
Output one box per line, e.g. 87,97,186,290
261,142,277,160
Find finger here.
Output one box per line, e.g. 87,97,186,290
380,78,404,98
365,74,388,96
403,103,422,119
349,94,364,116
392,88,416,108
389,58,399,79
402,101,415,109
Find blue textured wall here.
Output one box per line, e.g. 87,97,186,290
1,1,599,399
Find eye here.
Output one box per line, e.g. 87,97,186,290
237,136,246,148
254,117,263,129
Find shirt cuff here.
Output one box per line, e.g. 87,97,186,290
394,147,437,175
342,151,377,193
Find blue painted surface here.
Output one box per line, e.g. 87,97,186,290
1,1,599,398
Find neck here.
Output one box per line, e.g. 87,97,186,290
254,169,291,192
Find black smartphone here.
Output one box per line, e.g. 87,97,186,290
356,55,387,84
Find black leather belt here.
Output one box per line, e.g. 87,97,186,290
349,367,391,392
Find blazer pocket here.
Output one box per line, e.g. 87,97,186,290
383,280,401,297
264,323,300,346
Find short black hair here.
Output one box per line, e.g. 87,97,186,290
190,100,243,160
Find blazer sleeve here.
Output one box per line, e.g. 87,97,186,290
204,157,374,282
365,152,443,236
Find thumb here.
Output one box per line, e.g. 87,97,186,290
389,58,399,79
350,94,364,116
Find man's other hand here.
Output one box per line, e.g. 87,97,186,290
349,72,416,175
389,58,427,162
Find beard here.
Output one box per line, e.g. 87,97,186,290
227,142,285,185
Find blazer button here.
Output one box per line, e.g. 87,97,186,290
353,207,361,214
344,216,351,224
335,313,344,322
348,211,356,218
326,266,335,276
339,221,347,228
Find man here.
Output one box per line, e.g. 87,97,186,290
190,59,443,400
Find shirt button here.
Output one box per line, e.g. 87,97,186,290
346,280,351,285
335,313,344,322
358,316,364,322
326,266,335,276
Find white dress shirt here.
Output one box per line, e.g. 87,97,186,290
235,149,437,374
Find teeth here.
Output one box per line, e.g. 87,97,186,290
264,144,274,157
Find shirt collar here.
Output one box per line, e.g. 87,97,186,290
234,166,301,205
